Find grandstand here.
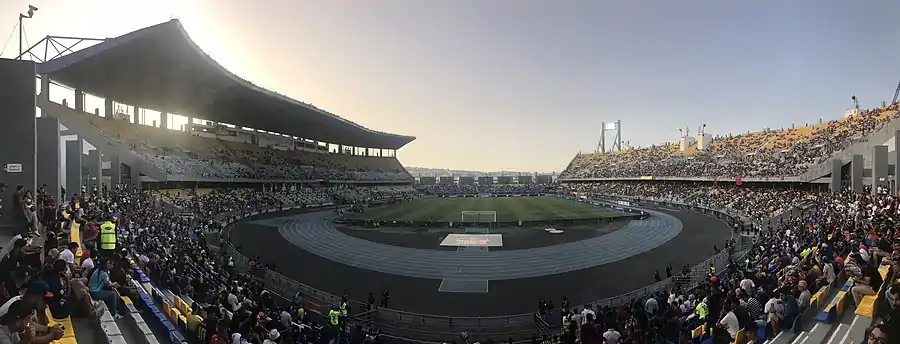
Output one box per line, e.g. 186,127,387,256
26,19,414,192
555,181,898,344
0,18,420,344
550,99,900,343
560,102,900,189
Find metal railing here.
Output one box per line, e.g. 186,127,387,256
215,196,759,342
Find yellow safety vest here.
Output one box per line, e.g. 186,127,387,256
340,302,348,316
99,221,117,250
696,302,708,320
328,310,340,326
562,315,570,332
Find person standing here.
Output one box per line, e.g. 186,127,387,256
98,216,118,260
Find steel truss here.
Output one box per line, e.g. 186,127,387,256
16,35,106,63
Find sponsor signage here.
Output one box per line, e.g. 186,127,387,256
440,234,503,247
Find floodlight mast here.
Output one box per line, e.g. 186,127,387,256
18,5,38,60
595,120,623,153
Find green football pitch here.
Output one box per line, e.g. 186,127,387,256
345,196,623,222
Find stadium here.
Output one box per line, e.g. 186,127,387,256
0,13,897,344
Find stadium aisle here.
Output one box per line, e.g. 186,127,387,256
71,318,101,343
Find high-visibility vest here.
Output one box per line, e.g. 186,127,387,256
328,310,340,326
340,301,348,316
228,257,234,267
696,302,708,320
99,221,116,250
561,315,570,332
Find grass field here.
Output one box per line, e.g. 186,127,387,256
345,196,623,222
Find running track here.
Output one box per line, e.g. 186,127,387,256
229,205,733,316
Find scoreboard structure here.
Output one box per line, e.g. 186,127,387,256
478,176,493,185
440,176,454,185
420,177,436,185
458,176,475,185
518,175,533,184
536,175,553,184
497,176,513,184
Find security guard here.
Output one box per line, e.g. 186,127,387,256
99,215,118,259
327,305,341,341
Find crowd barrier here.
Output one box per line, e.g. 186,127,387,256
213,194,759,343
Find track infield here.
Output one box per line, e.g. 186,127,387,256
344,196,624,222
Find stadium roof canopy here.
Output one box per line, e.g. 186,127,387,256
35,20,415,150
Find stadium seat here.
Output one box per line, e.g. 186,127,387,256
45,308,77,344
818,278,854,323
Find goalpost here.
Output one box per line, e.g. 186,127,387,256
461,211,497,226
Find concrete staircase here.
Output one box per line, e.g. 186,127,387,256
37,97,168,182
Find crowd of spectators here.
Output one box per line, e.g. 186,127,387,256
0,184,391,344
561,103,900,180
88,117,412,182
553,182,898,344
2,173,897,344
423,184,552,196
139,143,412,182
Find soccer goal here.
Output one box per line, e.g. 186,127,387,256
461,211,497,226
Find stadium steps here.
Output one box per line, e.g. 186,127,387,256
37,97,168,182
800,109,900,181
823,306,859,344
768,280,844,344
71,317,105,344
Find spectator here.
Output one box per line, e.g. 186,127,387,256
86,258,122,320
0,299,64,344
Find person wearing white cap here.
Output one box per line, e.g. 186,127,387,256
263,329,280,344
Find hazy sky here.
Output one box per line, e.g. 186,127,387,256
1,0,899,172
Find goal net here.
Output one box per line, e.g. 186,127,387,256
461,211,497,225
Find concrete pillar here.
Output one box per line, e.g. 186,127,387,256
160,112,168,130
110,155,122,187
85,150,101,197
104,98,113,119
36,117,60,204
133,106,141,124
829,158,842,192
872,145,889,194
39,75,50,102
74,89,84,113
186,116,193,133
851,154,864,193
0,59,37,232
129,164,141,189
65,139,83,198
895,130,900,195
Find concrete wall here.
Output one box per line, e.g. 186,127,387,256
0,59,37,233
36,117,61,204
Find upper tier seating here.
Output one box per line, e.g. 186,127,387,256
561,103,900,179
70,110,412,181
